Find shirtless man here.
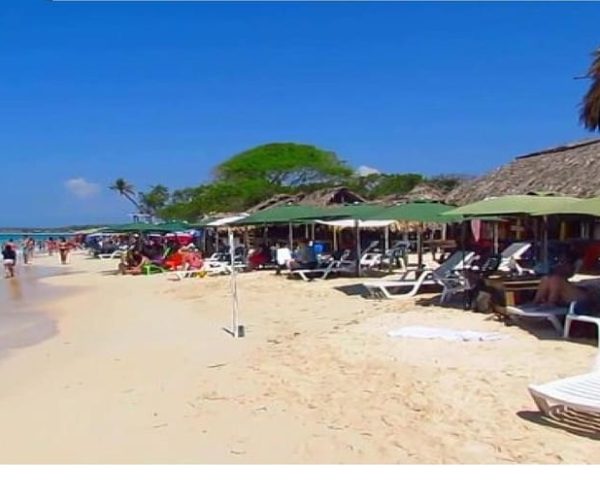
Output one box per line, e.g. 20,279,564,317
534,260,595,307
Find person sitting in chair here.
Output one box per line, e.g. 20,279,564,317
290,239,318,270
534,257,598,309
119,250,150,275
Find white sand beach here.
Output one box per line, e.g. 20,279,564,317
0,252,598,464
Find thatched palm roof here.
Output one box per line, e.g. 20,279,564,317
375,182,449,205
247,193,300,213
298,186,366,207
446,138,600,205
246,187,366,213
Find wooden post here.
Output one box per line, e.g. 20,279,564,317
541,216,549,269
333,226,338,252
384,226,390,253
417,225,423,269
288,222,293,249
493,221,499,254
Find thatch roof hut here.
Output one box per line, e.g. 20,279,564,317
297,186,366,207
403,183,447,202
246,186,366,213
447,138,600,205
374,182,448,205
247,193,300,213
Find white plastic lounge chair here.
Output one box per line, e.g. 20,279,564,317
205,261,246,275
170,263,205,281
564,301,600,339
361,251,475,299
357,242,409,271
97,249,123,260
291,259,338,282
498,242,533,274
529,371,600,417
505,303,567,335
435,270,470,304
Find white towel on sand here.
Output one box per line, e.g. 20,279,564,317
387,326,505,342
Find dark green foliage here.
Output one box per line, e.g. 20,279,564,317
109,178,142,211
428,174,471,193
215,143,353,185
581,48,600,132
138,184,170,215
130,143,467,221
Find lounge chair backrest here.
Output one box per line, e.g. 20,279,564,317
337,249,352,261
432,251,474,280
361,240,380,256
501,242,531,259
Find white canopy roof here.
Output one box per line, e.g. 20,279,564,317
206,214,249,227
315,219,395,228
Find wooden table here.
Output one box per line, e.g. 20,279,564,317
483,275,542,317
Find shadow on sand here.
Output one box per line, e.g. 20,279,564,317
333,284,368,297
517,408,600,440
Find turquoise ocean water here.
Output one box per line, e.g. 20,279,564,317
0,233,72,246
0,258,73,357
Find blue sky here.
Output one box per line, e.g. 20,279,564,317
1,1,599,226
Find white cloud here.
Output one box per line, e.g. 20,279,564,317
64,177,100,199
356,165,381,177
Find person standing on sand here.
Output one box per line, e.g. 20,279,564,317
47,237,55,256
58,237,69,265
2,243,17,278
25,237,35,264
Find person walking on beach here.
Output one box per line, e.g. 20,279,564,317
2,243,17,278
47,237,55,256
22,236,35,264
58,237,69,265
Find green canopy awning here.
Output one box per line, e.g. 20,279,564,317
236,205,333,225
366,202,459,223
531,197,600,217
104,222,165,233
317,204,385,220
444,194,581,217
154,221,195,232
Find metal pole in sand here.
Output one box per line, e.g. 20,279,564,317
417,224,423,270
227,228,243,338
354,219,361,278
384,226,390,254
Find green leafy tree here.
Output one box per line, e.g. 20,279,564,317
215,143,353,186
159,179,276,220
372,173,424,198
109,178,142,211
581,47,600,132
139,184,170,215
427,174,469,193
349,173,423,199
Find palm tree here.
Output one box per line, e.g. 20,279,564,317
109,178,142,211
580,48,600,132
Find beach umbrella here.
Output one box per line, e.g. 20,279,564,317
206,214,249,227
317,204,385,220
531,196,600,217
154,221,195,232
368,201,459,223
235,205,328,225
104,222,164,233
444,194,580,217
72,227,110,236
